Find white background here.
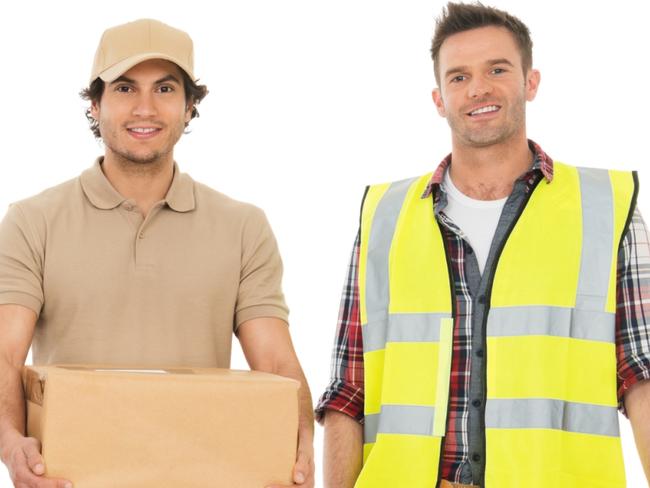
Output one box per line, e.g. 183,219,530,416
1,0,649,486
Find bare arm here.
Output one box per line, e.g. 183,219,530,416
237,317,315,488
0,303,72,487
0,304,36,461
625,379,650,485
323,410,362,488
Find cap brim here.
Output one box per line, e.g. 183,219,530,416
94,52,194,83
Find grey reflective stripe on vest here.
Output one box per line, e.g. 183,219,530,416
365,398,618,443
485,398,619,437
363,178,416,354
365,405,436,443
487,306,615,343
364,313,451,353
576,167,614,311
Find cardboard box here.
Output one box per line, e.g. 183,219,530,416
23,365,299,487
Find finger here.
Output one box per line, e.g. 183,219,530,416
31,475,74,488
22,438,45,475
292,448,314,485
13,448,73,488
15,469,73,488
266,447,315,487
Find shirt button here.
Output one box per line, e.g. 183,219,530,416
472,453,481,462
472,399,482,408
466,247,474,255
138,232,144,239
478,295,487,304
476,349,484,358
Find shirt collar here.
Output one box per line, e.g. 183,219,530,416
420,139,554,199
80,157,196,212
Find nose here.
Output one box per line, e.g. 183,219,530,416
132,92,157,117
467,76,493,99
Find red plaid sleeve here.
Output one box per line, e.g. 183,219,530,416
315,232,365,424
616,207,650,416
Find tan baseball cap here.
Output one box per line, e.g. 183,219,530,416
90,18,195,84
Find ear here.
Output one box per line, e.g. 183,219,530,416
90,99,100,120
432,88,447,117
525,69,541,102
185,100,193,124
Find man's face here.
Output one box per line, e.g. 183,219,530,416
432,26,540,149
91,59,192,165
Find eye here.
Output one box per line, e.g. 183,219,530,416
450,75,466,83
115,85,133,93
158,85,175,93
492,67,507,75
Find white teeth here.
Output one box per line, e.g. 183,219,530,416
470,105,499,115
130,128,157,133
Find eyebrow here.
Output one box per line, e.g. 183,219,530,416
444,58,515,79
109,74,181,85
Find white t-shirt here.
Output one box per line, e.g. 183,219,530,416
442,170,507,274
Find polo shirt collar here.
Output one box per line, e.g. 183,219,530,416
164,166,196,212
80,157,196,212
80,158,125,210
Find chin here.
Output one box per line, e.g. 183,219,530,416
120,150,163,165
464,129,516,148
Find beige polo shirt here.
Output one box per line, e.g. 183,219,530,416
0,159,289,367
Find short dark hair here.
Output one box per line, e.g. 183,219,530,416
431,2,533,85
79,68,209,139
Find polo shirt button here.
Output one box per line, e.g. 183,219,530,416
472,399,481,408
476,349,484,358
139,232,144,239
472,453,481,462
478,295,487,304
466,247,474,255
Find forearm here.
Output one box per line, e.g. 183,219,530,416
626,379,650,483
323,410,362,488
238,318,315,443
0,358,27,463
273,359,314,443
0,304,37,465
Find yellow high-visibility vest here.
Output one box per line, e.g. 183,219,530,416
356,162,637,488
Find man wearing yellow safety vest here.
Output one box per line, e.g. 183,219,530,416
316,2,650,488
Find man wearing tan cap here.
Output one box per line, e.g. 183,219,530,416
0,19,314,488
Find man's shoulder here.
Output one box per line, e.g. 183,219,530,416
364,173,434,202
10,175,81,217
191,179,268,223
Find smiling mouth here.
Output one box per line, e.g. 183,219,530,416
128,128,161,134
467,105,501,116
127,127,163,140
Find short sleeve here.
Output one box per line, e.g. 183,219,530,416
0,203,45,315
234,206,289,330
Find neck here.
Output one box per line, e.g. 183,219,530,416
101,150,175,216
448,134,533,201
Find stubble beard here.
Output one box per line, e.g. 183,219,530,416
101,121,184,168
447,93,526,149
